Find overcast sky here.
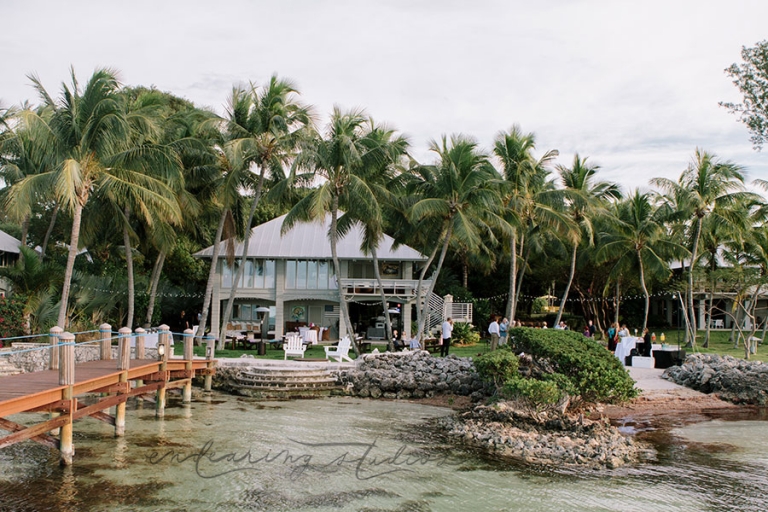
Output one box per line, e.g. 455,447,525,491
2,0,767,190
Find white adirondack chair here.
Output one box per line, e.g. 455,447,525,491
325,335,353,363
283,333,306,359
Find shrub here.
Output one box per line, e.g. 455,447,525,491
474,349,519,389
508,327,637,404
451,321,480,345
531,297,548,314
502,378,563,412
0,296,25,339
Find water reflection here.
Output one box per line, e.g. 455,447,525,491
0,394,767,511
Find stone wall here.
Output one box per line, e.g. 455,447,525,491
5,342,159,374
663,353,768,405
337,350,487,400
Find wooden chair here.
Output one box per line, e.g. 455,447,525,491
325,336,353,363
283,333,306,359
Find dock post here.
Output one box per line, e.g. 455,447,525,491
204,336,215,392
156,324,170,418
48,326,64,433
59,332,75,466
49,326,63,370
183,328,194,403
100,323,113,360
134,327,145,400
115,327,131,436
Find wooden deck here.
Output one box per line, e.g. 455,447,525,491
0,355,216,463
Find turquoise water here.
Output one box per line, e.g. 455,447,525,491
1,395,767,511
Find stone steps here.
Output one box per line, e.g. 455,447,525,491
234,367,344,398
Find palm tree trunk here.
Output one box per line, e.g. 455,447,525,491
513,233,530,318
554,243,578,327
704,289,714,348
614,280,620,326
505,229,517,321
40,202,60,259
219,172,267,337
370,245,394,351
57,202,84,328
415,243,441,341
123,207,135,329
330,196,359,356
686,216,703,343
145,249,166,327
197,209,227,347
20,213,30,247
638,250,650,332
417,223,453,341
461,260,468,289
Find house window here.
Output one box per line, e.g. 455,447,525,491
285,260,336,289
222,259,277,289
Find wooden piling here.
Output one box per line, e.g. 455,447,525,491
100,323,113,360
204,336,215,392
134,327,146,399
156,325,170,417
59,332,75,466
115,327,131,436
183,329,194,403
49,326,63,370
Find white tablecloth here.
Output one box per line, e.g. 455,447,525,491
614,337,639,364
301,329,318,344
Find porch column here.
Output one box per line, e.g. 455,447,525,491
666,298,673,325
274,297,285,340
698,299,706,330
211,270,221,340
403,301,413,338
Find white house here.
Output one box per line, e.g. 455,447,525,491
0,230,22,297
195,214,433,340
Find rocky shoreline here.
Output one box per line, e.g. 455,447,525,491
441,402,646,469
662,353,768,405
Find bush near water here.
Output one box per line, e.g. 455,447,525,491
475,327,637,409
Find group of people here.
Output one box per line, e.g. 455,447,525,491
487,316,514,350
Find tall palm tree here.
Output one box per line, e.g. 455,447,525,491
597,190,687,331
283,107,386,354
554,154,621,327
651,148,755,343
408,135,507,340
4,68,182,328
493,125,563,322
217,77,312,338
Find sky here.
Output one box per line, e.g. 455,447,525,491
2,0,767,190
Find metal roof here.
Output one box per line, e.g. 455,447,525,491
195,213,427,261
0,230,22,254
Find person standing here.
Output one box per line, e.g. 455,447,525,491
440,317,453,357
499,317,509,346
488,315,500,351
588,320,597,338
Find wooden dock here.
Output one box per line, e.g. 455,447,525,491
0,325,216,465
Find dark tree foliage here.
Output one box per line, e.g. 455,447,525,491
722,40,768,150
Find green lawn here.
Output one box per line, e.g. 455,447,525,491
174,340,494,360
174,331,765,362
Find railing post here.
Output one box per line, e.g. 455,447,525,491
183,328,194,403
156,324,170,417
134,327,146,360
49,326,63,370
99,323,112,360
204,336,215,392
59,332,75,466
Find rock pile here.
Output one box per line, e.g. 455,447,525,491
337,350,487,400
663,353,768,405
6,343,158,373
442,402,646,468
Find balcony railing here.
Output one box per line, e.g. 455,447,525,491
338,278,431,297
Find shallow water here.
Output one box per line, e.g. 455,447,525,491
1,394,767,511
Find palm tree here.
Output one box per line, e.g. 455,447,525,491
597,190,687,331
283,108,386,354
4,68,182,328
554,154,621,327
493,125,563,322
408,135,507,340
217,77,312,338
651,148,755,343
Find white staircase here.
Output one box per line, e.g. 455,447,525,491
425,293,444,334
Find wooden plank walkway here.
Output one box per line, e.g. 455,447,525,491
0,355,216,464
